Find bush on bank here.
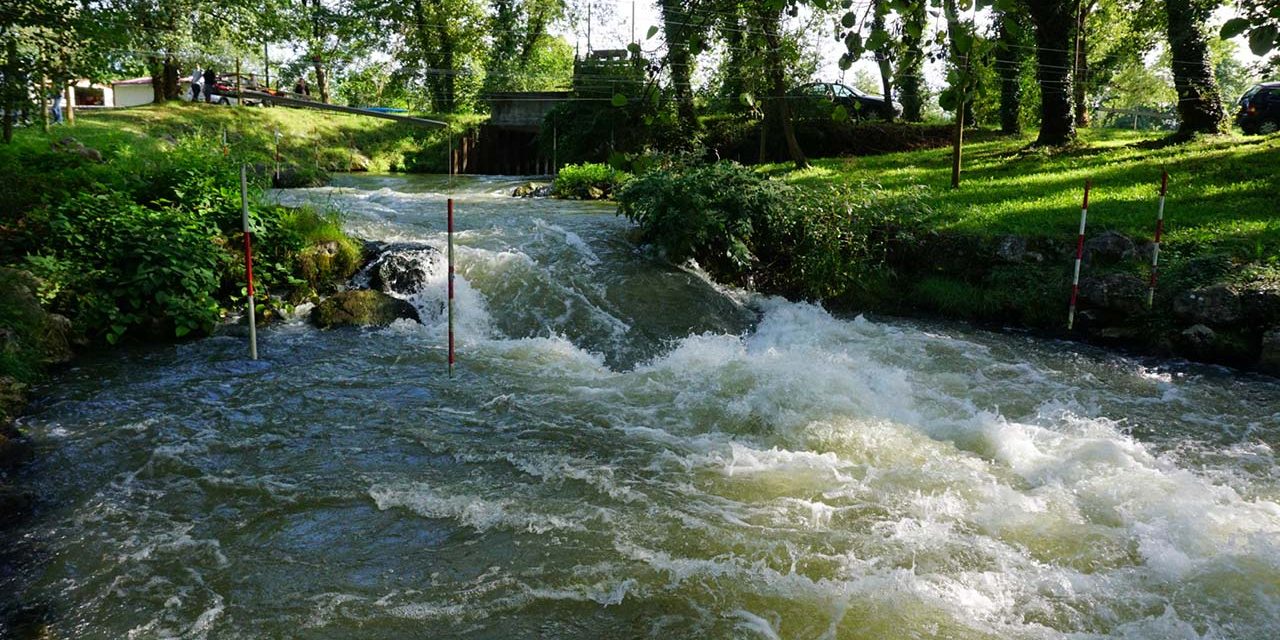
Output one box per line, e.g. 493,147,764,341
0,123,361,380
617,160,928,300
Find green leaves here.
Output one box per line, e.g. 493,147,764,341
1220,17,1251,39
611,93,629,107
831,104,850,123
646,25,659,39
1249,24,1278,56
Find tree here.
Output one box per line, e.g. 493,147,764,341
994,8,1029,134
1163,0,1224,135
869,0,895,119
750,1,807,169
1072,0,1097,127
484,0,567,94
896,0,927,121
1025,0,1077,146
1220,0,1280,71
659,0,712,135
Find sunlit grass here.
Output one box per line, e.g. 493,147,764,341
763,128,1280,260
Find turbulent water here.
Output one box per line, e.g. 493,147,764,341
5,175,1280,639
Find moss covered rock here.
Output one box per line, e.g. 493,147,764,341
310,290,418,329
297,240,362,294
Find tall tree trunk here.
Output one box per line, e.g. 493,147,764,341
309,0,330,104
1073,1,1094,127
872,0,894,119
1026,0,1076,146
754,4,806,169
897,2,926,121
1164,0,1224,135
150,55,165,103
996,12,1022,134
3,38,19,143
942,0,974,126
720,10,747,108
661,0,701,135
163,56,180,100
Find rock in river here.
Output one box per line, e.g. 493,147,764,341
310,290,418,328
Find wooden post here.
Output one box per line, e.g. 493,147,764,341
264,42,270,88
39,75,48,133
950,105,964,188
235,59,242,105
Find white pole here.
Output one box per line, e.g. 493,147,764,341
447,198,455,378
1147,170,1168,308
1067,180,1091,331
241,164,258,360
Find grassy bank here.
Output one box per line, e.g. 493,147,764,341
17,102,482,175
769,129,1280,259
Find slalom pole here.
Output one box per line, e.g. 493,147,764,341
221,127,228,156
447,198,455,378
1067,179,1091,331
241,164,258,360
1147,170,1168,308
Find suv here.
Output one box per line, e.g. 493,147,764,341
790,82,892,121
1237,82,1280,135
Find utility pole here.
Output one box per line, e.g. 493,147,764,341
631,1,636,43
587,2,593,54
264,42,270,89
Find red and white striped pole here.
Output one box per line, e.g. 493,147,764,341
1067,179,1091,331
447,198,455,378
240,164,258,360
1147,170,1168,308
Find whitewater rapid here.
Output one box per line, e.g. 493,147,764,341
4,175,1279,639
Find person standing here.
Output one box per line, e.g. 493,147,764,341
190,67,202,102
50,89,63,124
203,68,217,103
294,76,309,98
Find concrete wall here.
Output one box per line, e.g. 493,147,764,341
112,84,153,108
486,92,569,130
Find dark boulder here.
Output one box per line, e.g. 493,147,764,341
310,290,418,328
994,235,1027,263
1260,328,1280,375
1083,231,1136,266
1173,284,1242,326
365,244,440,296
1080,273,1148,315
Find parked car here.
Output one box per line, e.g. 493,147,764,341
790,82,892,121
209,74,272,107
1237,82,1280,135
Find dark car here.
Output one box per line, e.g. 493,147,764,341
790,82,892,121
1237,82,1280,135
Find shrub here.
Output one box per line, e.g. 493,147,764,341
553,162,632,200
25,191,224,343
617,160,928,299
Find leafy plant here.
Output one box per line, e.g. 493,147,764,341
552,162,632,200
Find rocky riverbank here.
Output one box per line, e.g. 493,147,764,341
861,229,1280,374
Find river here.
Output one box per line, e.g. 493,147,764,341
4,175,1280,639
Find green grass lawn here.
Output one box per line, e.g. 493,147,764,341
768,128,1280,261
19,102,483,172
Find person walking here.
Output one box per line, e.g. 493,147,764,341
203,68,217,103
50,89,63,124
190,67,202,102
